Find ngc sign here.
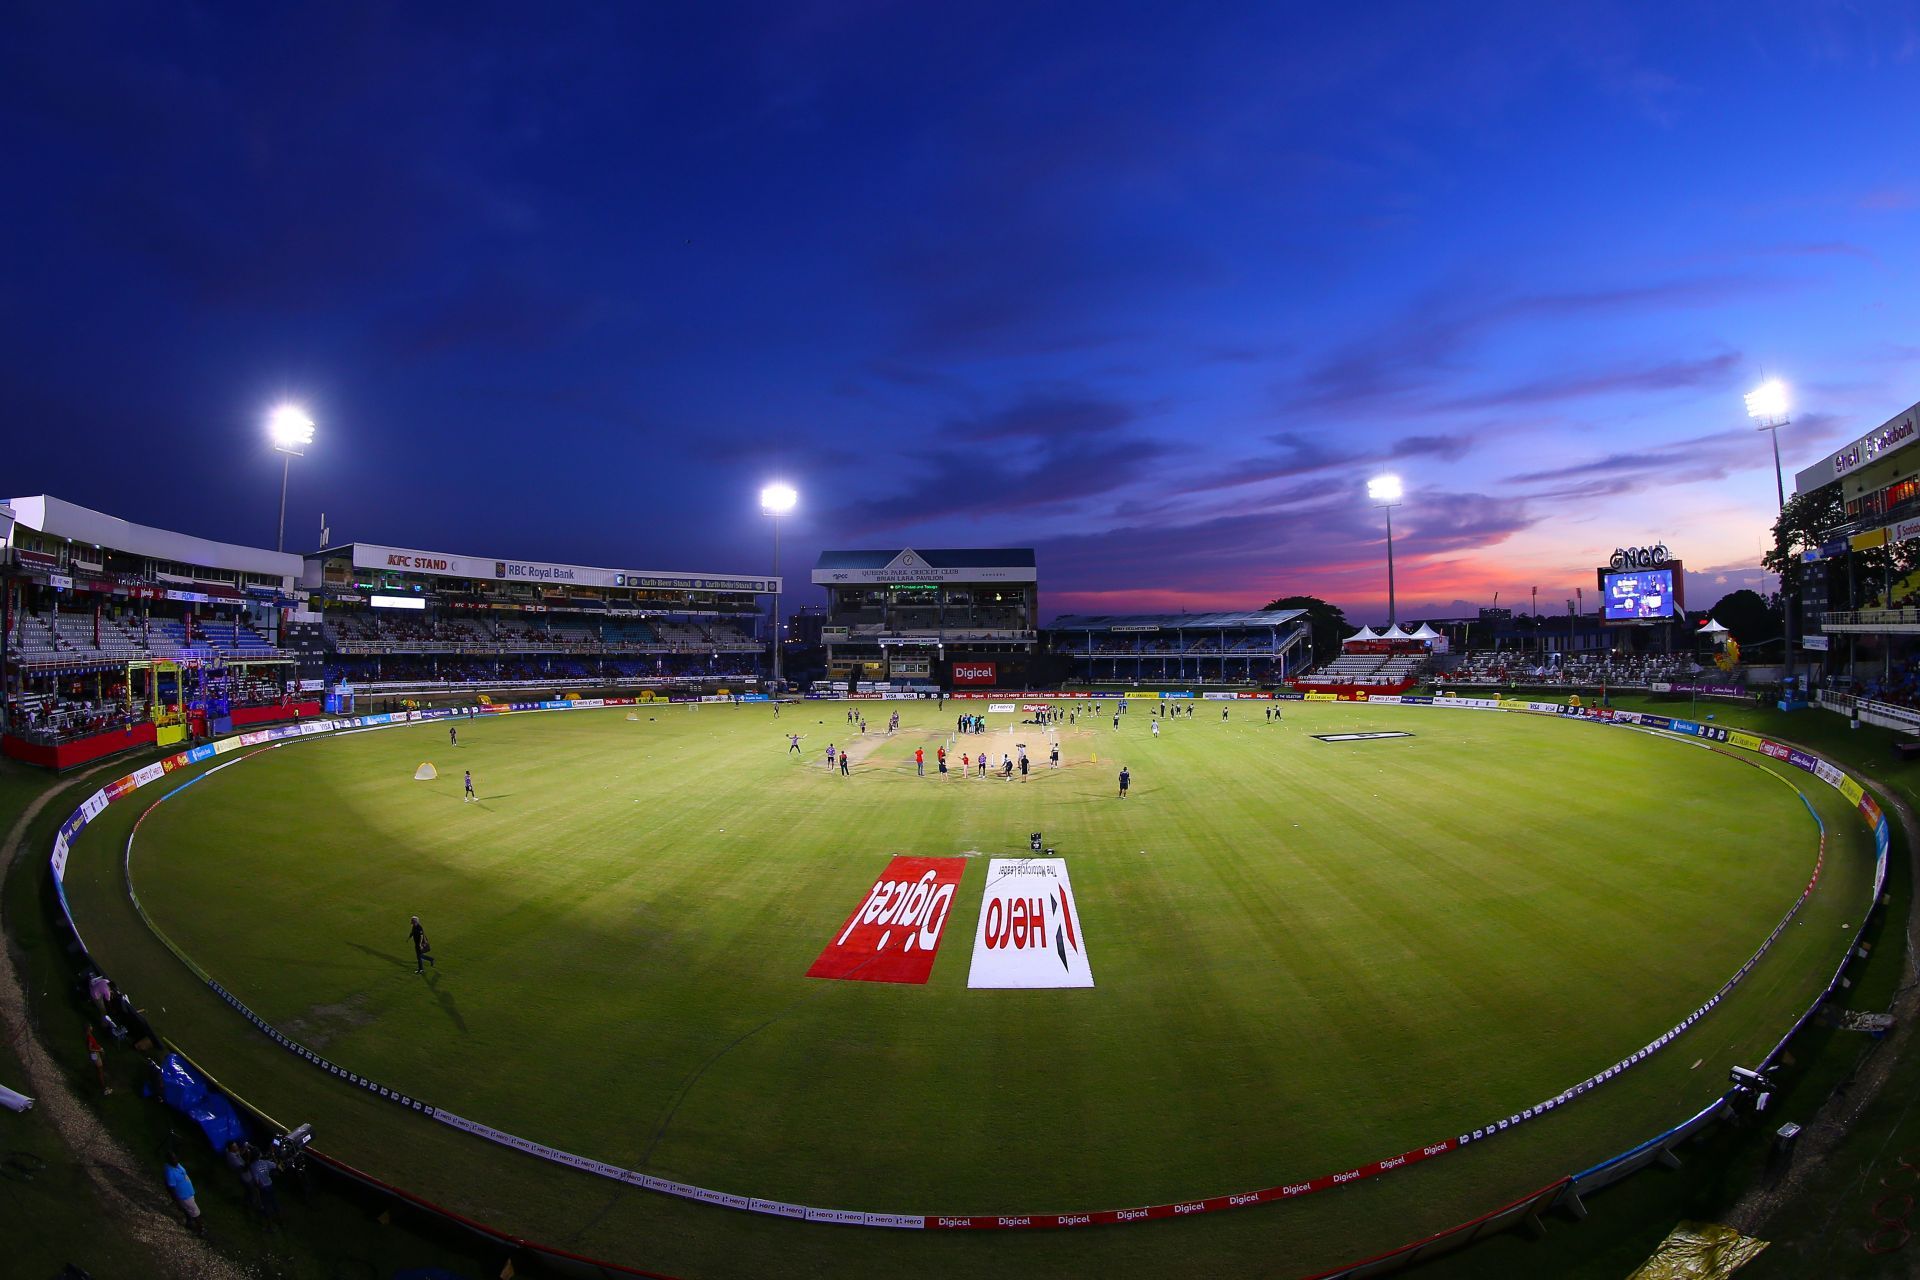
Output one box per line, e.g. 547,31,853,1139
1607,543,1671,570
806,856,965,984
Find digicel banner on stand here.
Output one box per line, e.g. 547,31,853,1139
952,662,997,685
967,858,1094,988
806,856,965,984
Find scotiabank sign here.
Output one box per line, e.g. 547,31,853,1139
807,856,964,984
967,859,1094,988
952,662,997,685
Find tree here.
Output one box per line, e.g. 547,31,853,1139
1762,479,1920,613
1705,589,1781,648
1263,594,1348,662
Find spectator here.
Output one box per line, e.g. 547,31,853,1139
163,1155,204,1234
225,1140,259,1210
248,1148,280,1219
85,1026,110,1094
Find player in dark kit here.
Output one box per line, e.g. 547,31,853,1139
1118,766,1130,798
409,916,436,972
463,770,475,802
449,725,457,747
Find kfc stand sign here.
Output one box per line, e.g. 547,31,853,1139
952,662,997,686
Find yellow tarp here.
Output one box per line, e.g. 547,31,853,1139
1627,1221,1768,1280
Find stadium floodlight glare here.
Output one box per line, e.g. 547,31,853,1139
267,403,316,454
1744,379,1789,423
1368,475,1404,626
760,483,798,687
266,403,316,553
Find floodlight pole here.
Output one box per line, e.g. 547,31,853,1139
1379,501,1400,627
770,511,783,688
1757,414,1794,691
276,452,292,553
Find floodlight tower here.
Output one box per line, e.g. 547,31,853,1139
1368,474,1404,627
1745,380,1795,695
267,405,316,553
760,482,798,688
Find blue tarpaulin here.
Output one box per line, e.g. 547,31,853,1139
157,1053,246,1148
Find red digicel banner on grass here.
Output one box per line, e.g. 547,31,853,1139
951,662,997,685
806,856,965,984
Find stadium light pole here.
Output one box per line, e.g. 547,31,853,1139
1745,380,1795,695
760,482,798,688
1367,475,1404,627
267,404,316,553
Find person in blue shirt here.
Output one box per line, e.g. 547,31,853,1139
165,1155,204,1234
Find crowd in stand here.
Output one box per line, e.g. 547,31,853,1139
1436,651,1707,687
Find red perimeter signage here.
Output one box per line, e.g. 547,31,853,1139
952,662,997,685
806,856,966,984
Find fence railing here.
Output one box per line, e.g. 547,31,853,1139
1820,608,1920,629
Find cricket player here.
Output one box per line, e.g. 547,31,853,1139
915,747,925,776
1118,766,1130,798
449,724,457,747
409,916,436,972
1049,743,1060,768
463,770,475,802
788,733,803,754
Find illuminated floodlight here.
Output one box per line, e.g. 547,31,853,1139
267,404,316,453
1744,380,1789,422
760,482,798,514
1367,474,1403,504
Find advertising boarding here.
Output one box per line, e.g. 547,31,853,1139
967,859,1094,988
806,856,965,984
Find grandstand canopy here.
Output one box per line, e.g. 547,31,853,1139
1347,625,1380,641
812,547,1036,584
1380,624,1413,640
312,542,777,594
1793,398,1920,499
1409,623,1443,639
1051,610,1305,631
7,494,301,582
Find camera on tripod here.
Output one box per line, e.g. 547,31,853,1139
272,1122,314,1174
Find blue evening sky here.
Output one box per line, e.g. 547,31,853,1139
3,3,1916,620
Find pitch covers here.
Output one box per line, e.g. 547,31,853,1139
967,858,1094,988
807,856,965,984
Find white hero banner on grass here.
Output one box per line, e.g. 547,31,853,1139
987,702,1017,713
967,859,1094,988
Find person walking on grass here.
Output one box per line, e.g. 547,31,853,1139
1118,765,1131,799
840,751,851,776
463,770,476,803
915,747,925,776
449,724,457,748
164,1155,204,1235
410,915,436,973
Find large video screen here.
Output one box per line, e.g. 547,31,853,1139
1603,569,1675,620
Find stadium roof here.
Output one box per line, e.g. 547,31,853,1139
812,547,1036,584
6,494,302,580
1051,610,1305,631
814,548,1034,569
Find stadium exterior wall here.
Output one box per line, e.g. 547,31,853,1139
44,694,1892,1275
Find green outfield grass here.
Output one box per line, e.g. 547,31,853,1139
54,699,1879,1278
